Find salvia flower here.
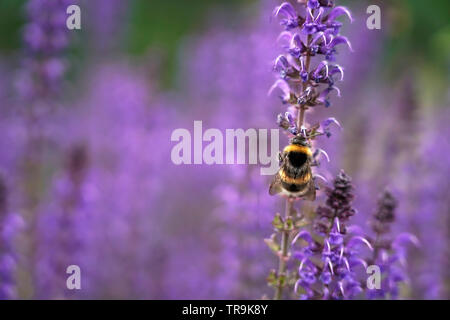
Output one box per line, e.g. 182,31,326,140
267,0,353,300
293,171,371,299
273,2,303,30
16,0,74,101
367,190,419,299
271,0,352,137
35,144,90,299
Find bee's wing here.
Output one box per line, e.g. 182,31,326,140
302,178,316,201
269,173,282,196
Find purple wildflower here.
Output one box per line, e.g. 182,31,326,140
15,0,74,102
273,3,302,30
367,190,418,299
293,171,371,299
268,0,354,300
35,144,90,299
271,0,353,133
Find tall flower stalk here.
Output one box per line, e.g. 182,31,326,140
367,190,419,299
292,171,372,299
15,0,74,297
269,0,352,299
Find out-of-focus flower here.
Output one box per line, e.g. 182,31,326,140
367,190,418,299
0,174,24,300
35,144,91,299
15,0,74,102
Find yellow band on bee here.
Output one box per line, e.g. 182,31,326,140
283,144,312,157
279,170,311,185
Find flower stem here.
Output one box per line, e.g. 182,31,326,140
274,35,313,300
274,198,294,300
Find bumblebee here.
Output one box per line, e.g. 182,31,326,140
269,135,316,200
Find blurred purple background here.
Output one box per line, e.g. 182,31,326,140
0,0,449,299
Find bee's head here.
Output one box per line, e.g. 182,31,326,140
290,135,310,147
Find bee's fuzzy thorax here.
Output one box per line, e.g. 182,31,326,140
283,144,312,157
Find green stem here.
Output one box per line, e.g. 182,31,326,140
273,34,313,300
274,198,294,300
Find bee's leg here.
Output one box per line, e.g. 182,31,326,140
278,152,283,166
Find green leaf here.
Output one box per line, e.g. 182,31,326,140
264,234,280,254
272,213,284,231
266,269,277,287
285,216,294,231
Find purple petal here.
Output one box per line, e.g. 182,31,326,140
328,36,353,51
311,32,326,46
327,6,353,23
314,7,325,22
313,174,328,183
307,0,320,9
393,233,420,249
320,271,332,284
277,31,293,45
329,232,343,245
268,79,290,99
305,8,314,23
315,148,330,162
292,230,313,246
291,33,302,46
330,65,344,81
321,117,342,129
349,257,368,270
346,225,364,236
273,2,297,19
313,60,329,78
325,257,334,274
347,236,373,251
274,55,289,70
